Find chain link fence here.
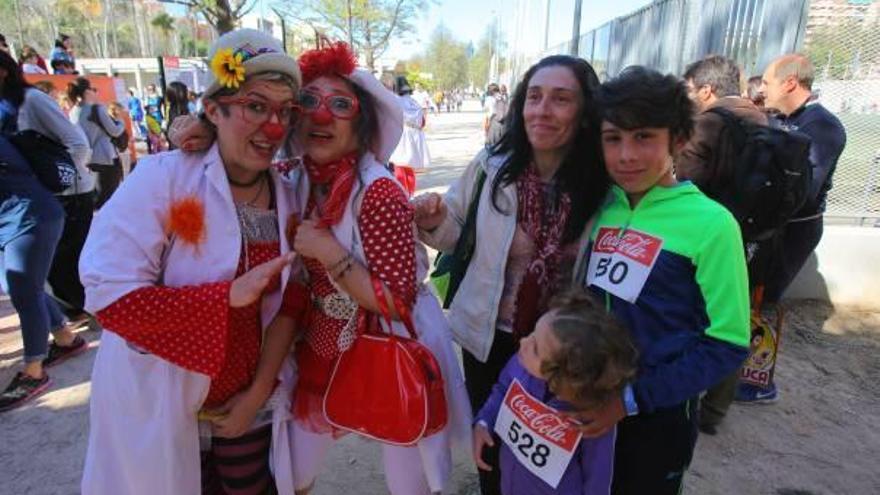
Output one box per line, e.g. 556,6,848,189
807,11,880,223
500,0,879,223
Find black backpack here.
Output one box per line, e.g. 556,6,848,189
91,104,129,152
7,130,78,193
707,107,812,241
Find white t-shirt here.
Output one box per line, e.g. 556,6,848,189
22,63,47,75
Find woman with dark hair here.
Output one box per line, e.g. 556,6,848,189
0,51,89,411
414,54,610,495
50,35,75,74
164,81,191,150
68,76,125,208
49,34,76,74
0,50,93,325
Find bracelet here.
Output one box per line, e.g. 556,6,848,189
326,253,353,274
331,261,354,280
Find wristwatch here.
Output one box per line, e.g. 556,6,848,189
622,384,639,417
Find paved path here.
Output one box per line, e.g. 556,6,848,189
0,101,486,495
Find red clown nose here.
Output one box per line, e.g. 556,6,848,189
260,122,286,141
311,106,334,126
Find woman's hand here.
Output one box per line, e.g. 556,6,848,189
473,423,495,471
292,219,345,266
168,114,215,152
208,389,265,439
229,253,295,308
412,193,447,231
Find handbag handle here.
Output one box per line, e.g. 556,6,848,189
369,274,418,340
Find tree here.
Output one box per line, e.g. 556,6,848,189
151,12,176,55
469,22,497,91
418,24,468,91
186,0,256,35
282,0,429,72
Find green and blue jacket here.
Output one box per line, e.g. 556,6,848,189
582,183,750,414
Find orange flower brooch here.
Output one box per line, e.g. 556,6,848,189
166,196,206,247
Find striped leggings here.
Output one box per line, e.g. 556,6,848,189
201,425,275,495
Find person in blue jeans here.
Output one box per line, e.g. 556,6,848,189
0,136,87,412
474,290,637,494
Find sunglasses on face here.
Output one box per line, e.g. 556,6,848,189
216,96,298,126
297,90,360,120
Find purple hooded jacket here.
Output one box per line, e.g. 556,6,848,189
476,355,615,495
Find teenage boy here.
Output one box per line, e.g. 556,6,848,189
573,66,750,495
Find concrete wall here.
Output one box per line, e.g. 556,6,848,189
785,225,880,309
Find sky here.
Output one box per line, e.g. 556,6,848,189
386,0,654,60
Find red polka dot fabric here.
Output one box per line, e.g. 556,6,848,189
358,178,417,311
279,280,309,325
291,178,419,431
97,241,280,408
296,178,417,361
205,241,279,407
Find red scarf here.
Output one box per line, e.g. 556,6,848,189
513,165,572,339
304,152,359,228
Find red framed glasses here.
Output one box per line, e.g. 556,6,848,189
215,96,299,125
297,90,360,120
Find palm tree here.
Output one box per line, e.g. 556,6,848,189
151,12,176,55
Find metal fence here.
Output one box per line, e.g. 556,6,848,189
808,15,880,223
500,0,880,222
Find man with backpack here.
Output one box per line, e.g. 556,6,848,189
676,55,812,432
678,55,769,198
678,54,768,434
727,54,847,404
758,54,847,306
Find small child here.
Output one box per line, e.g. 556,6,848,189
473,289,637,495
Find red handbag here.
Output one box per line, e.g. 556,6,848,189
322,276,448,445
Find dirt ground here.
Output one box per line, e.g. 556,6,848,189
1,296,878,495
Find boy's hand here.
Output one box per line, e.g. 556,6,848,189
565,396,626,438
473,423,495,471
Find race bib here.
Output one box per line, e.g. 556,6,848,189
585,227,663,303
494,379,582,488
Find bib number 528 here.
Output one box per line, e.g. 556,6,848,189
507,420,550,467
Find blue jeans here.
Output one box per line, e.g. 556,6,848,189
0,215,66,363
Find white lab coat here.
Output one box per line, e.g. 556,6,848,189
79,144,299,495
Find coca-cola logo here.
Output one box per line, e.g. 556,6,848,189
594,227,662,265
505,383,581,450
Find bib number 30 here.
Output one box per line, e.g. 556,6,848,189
593,256,629,285
508,420,550,468
586,227,664,303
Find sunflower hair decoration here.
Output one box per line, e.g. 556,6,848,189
210,47,246,89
